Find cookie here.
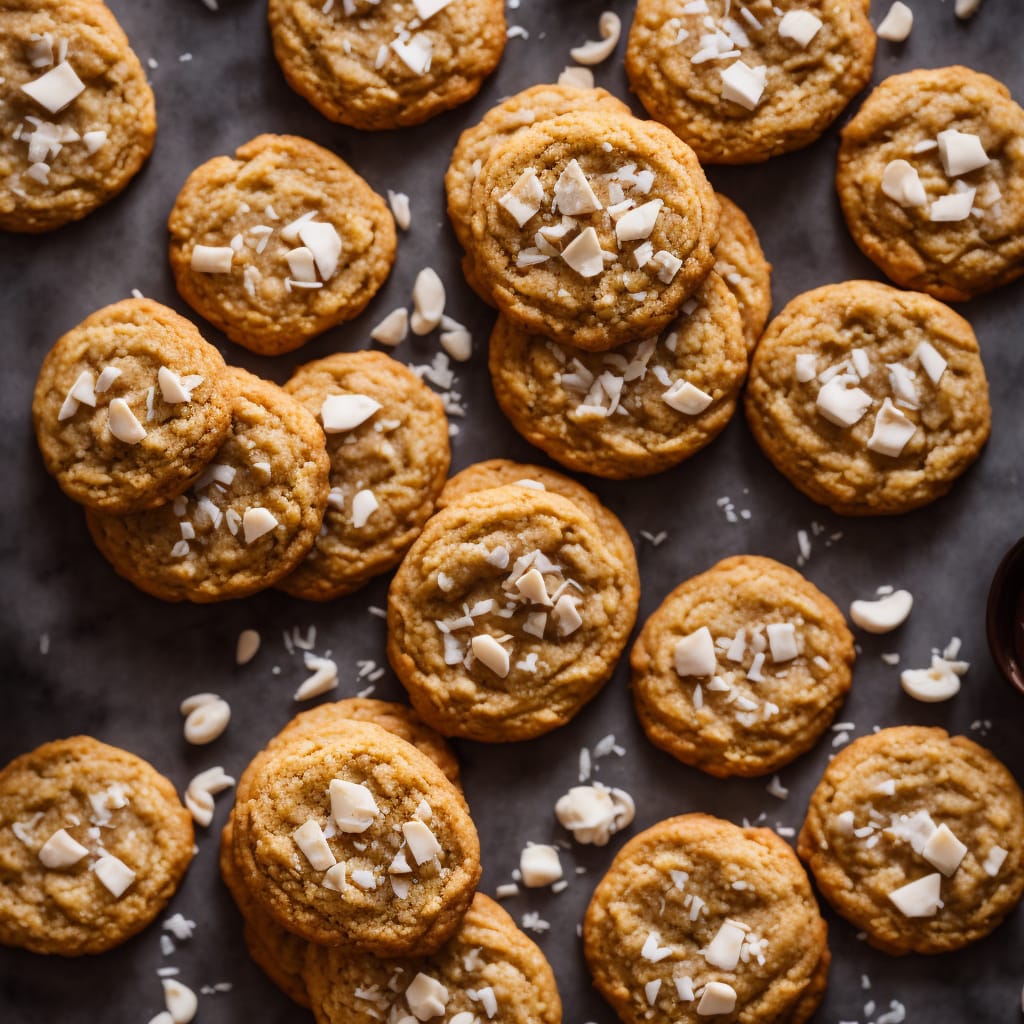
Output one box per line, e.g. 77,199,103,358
584,813,829,1024
744,281,991,515
168,134,396,356
32,298,235,515
468,110,719,350
303,893,562,1024
837,66,1024,301
387,485,640,742
0,736,194,956
489,271,747,479
798,727,1024,955
0,0,155,232
232,719,480,955
86,367,330,602
625,0,875,164
268,0,506,131
714,194,772,350
631,555,854,778
277,351,450,601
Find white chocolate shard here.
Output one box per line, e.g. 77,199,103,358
983,845,1007,876
21,61,85,113
867,398,916,457
69,370,96,407
554,782,634,846
499,168,545,227
767,622,798,662
286,246,318,283
190,245,234,273
558,65,595,89
183,698,231,744
387,190,411,230
930,189,975,222
697,981,737,1016
371,307,409,347
93,854,135,898
516,567,552,606
162,979,198,1024
280,211,316,243
887,362,920,408
519,843,563,887
663,379,713,415
184,766,235,827
615,199,663,243
778,10,823,46
330,779,379,833
888,873,941,917
236,629,260,665
674,626,716,677
321,393,381,433
405,973,449,1022
915,341,947,384
411,267,446,334
350,868,376,890
38,829,89,869
322,861,348,892
293,819,336,871
570,11,622,65
651,250,683,283
158,366,202,404
391,34,433,75
554,159,602,217
937,129,989,177
83,130,107,154
922,823,967,876
440,328,472,362
877,1,913,41
243,507,278,543
720,61,766,111
553,594,583,636
403,819,443,865
294,653,339,701
640,930,673,963
881,160,927,207
299,221,342,280
849,590,913,633
704,920,746,970
351,489,379,528
900,654,966,702
107,398,147,444
794,354,817,383
413,0,455,18
816,375,872,428
561,227,605,277
471,634,510,677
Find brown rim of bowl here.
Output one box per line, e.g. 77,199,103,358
986,535,1024,697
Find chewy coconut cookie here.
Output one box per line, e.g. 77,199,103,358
277,351,450,601
584,814,830,1024
33,299,235,515
489,271,747,479
0,737,194,956
86,367,330,602
744,281,991,515
268,0,506,131
468,111,719,350
631,555,854,778
715,195,772,350
837,66,1024,301
625,0,875,164
798,727,1024,955
0,0,155,232
168,135,396,356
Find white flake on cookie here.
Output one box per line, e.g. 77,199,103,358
815,375,872,428
93,854,136,897
936,129,989,176
350,489,379,529
405,973,449,1020
662,379,713,415
720,61,766,110
697,981,737,1015
888,873,942,917
982,845,1007,877
321,393,381,433
470,634,510,677
191,245,234,274
293,819,336,871
38,828,89,869
777,10,823,46
330,780,379,833
929,189,975,222
553,160,603,216
866,398,916,457
21,61,85,114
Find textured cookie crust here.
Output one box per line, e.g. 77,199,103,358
584,814,829,1024
86,367,330,602
798,727,1024,955
715,195,772,350
625,0,875,164
278,351,450,600
468,111,719,350
0,737,194,956
168,134,396,356
631,555,854,778
744,281,991,515
837,66,1024,301
268,0,506,131
0,0,155,232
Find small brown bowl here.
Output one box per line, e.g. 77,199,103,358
986,536,1024,696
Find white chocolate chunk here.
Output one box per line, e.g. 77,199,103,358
162,979,198,1024
350,868,376,890
888,873,941,917
26,162,51,185
922,823,967,876
412,267,446,334
558,65,595,89
519,843,563,887
330,779,379,833
158,366,202,403
440,328,472,362
674,626,716,677
881,160,927,207
930,189,976,222
471,634,510,677
778,9,823,46
651,250,683,283
888,809,937,853
406,973,449,1022
293,819,336,871
937,129,989,177
299,221,342,280
615,199,663,242
767,622,798,662
523,611,547,638
236,629,260,665
570,11,622,65
391,34,433,75
720,61,766,111
389,849,412,875
900,654,965,702
867,398,916,457
795,353,817,382
561,227,605,277
387,190,411,230
371,307,409,347
243,507,278,543
877,1,913,41
983,845,1008,876
662,379,713,415
675,976,696,1002
915,341,947,383
351,489,379,528
645,980,661,1005
321,393,381,433
640,930,672,963
83,129,107,154
38,828,89,869
184,766,235,827
94,366,122,394
413,0,454,17
67,370,97,408
554,783,634,846
21,61,85,113
849,590,913,633
280,211,316,242
93,854,135,898
183,698,231,744
888,362,920,408
107,398,147,444
816,375,872,428
401,819,442,865
499,168,545,227
322,861,348,892
190,245,234,273
697,981,737,1016
294,653,339,701
553,594,583,636
286,246,318,283
704,920,746,970
553,159,602,216
516,567,552,605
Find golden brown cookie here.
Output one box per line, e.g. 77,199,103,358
631,555,854,778
489,271,747,479
744,281,991,515
837,66,1024,301
303,893,562,1024
32,299,235,515
0,736,194,956
714,194,772,350
625,0,875,164
268,0,506,131
798,727,1024,955
584,814,829,1024
277,351,450,601
168,134,396,356
0,0,156,232
468,110,719,350
86,367,330,602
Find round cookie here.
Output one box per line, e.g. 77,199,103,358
86,367,330,602
168,134,396,356
32,298,235,515
387,485,640,742
468,110,719,351
744,281,991,515
0,736,194,956
714,194,772,350
798,727,1024,955
837,66,1024,301
489,271,747,479
232,720,480,955
277,351,450,600
625,0,875,164
268,0,506,131
584,814,829,1024
630,555,854,778
0,0,156,232
303,893,562,1024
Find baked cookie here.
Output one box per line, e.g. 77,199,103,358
86,367,330,602
631,555,854,778
798,727,1024,955
387,485,640,742
0,0,155,232
168,134,396,356
277,351,450,600
268,0,506,131
837,66,1024,301
584,814,829,1024
232,720,480,955
33,298,235,515
715,194,772,350
625,0,875,164
468,111,719,350
303,893,562,1024
744,281,991,515
0,736,193,956
489,272,747,479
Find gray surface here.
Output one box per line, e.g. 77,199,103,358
1,0,1023,1020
